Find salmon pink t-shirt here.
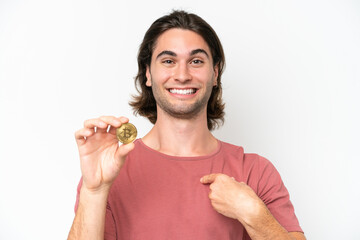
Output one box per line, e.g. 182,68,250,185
75,139,302,239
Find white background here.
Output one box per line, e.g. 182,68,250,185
1,0,359,239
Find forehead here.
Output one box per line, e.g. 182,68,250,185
152,28,212,57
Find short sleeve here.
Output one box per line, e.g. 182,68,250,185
255,157,303,233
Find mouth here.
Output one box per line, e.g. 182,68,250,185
168,88,198,95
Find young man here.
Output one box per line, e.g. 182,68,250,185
68,11,305,240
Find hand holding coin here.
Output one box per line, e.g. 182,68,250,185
116,123,137,144
75,116,135,192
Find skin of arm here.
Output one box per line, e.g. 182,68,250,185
68,186,110,240
200,174,306,240
67,116,135,240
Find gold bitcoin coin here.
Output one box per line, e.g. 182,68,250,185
116,123,137,144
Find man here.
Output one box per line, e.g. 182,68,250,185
68,10,305,240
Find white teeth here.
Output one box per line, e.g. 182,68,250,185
169,89,196,95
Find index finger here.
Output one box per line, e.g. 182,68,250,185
99,116,129,126
200,173,223,184
84,116,128,129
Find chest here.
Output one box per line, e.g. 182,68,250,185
108,156,245,239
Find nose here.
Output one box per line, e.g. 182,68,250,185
173,63,192,82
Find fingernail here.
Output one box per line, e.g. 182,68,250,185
120,117,128,122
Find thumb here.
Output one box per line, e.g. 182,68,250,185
200,173,221,184
115,142,135,161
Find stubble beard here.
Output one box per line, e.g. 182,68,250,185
151,80,214,120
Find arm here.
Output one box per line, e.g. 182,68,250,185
68,116,135,240
200,174,306,240
68,186,110,239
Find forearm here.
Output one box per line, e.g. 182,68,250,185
238,203,300,240
68,187,110,240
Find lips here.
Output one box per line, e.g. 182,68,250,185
168,88,197,95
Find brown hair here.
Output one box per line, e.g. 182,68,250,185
129,10,225,130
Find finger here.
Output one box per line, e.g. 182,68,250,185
84,118,108,131
99,116,125,128
108,125,116,135
74,128,95,145
83,118,114,133
115,142,135,163
117,116,129,124
96,116,121,133
108,116,130,135
200,173,222,184
93,116,129,133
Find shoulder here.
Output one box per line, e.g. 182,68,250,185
219,140,273,168
218,141,280,187
218,141,244,157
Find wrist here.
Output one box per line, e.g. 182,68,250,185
79,184,111,205
236,198,266,226
81,178,113,195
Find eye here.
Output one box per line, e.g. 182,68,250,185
191,59,204,65
162,59,174,64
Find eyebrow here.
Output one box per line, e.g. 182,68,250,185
155,48,210,60
190,49,209,58
156,50,176,59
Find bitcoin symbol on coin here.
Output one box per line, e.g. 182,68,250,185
116,123,137,144
122,128,132,139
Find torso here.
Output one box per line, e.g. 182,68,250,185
107,139,251,239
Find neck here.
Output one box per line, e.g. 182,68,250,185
142,109,218,157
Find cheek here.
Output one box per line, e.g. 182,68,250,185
190,69,215,83
152,70,173,83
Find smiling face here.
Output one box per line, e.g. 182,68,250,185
146,28,219,120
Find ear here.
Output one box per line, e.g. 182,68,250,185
213,64,219,87
145,65,152,87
